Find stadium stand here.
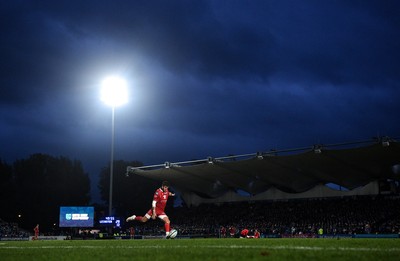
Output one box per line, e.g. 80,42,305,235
127,139,400,206
0,218,29,238
123,138,400,238
125,195,400,238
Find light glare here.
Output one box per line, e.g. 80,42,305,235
100,76,128,107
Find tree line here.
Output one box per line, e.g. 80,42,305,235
0,154,159,232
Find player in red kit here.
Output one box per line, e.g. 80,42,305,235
240,228,249,238
33,224,39,240
126,181,175,238
129,227,135,239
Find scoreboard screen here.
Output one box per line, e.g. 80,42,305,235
59,206,94,227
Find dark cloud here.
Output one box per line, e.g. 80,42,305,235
1,0,399,203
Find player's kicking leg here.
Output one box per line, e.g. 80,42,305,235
126,215,136,222
126,213,150,222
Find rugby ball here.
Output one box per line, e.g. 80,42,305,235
169,229,178,239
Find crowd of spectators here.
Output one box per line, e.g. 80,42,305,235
0,218,29,238
131,195,400,237
2,195,399,239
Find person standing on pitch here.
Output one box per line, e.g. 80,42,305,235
126,181,175,238
33,224,39,240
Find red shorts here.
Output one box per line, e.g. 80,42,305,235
145,208,167,219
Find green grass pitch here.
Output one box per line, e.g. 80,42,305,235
1,238,399,261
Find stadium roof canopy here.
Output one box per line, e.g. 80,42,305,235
127,138,400,206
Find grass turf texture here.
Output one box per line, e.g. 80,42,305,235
0,238,399,261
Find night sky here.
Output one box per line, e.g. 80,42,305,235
1,0,399,203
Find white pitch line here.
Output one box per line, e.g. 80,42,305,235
0,245,399,252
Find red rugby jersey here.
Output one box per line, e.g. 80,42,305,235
153,187,169,211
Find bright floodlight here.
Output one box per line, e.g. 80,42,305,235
101,76,128,107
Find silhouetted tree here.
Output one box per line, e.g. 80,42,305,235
98,160,159,217
13,154,90,231
0,159,16,221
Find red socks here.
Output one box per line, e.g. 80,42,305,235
165,223,170,233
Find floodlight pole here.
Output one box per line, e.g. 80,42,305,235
109,106,115,216
101,75,128,217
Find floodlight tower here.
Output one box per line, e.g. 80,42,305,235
100,76,128,216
